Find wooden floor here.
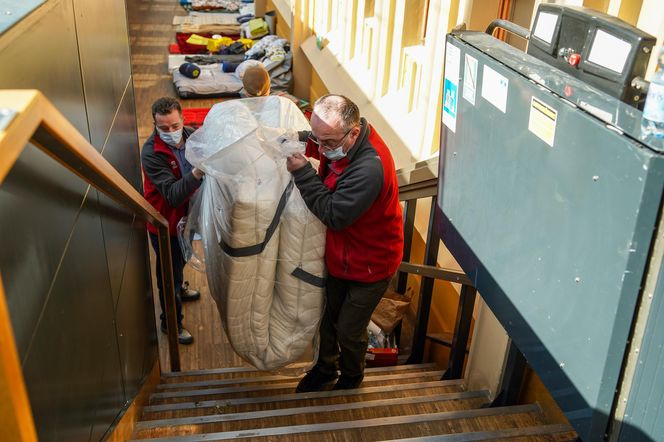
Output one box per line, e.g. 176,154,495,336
126,0,248,371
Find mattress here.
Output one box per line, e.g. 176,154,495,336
172,54,292,98
172,63,244,98
191,0,241,12
186,96,325,371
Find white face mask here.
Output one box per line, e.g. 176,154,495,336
322,144,347,161
157,128,183,146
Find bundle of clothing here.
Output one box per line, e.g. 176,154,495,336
183,96,326,371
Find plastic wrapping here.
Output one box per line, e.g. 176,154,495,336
184,96,325,372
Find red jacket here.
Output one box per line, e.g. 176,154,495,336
293,119,404,282
141,128,201,235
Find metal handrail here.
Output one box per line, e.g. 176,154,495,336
485,19,531,40
0,90,182,440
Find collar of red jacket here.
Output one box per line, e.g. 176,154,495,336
151,126,194,156
343,118,369,163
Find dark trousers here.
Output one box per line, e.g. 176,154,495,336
149,232,184,325
317,275,391,378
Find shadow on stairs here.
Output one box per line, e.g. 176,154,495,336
131,363,577,441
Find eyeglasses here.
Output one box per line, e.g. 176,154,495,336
308,127,353,150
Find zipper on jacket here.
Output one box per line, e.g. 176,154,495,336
343,242,349,274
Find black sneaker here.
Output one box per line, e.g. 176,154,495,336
332,374,364,390
295,366,338,393
160,322,194,345
180,281,200,302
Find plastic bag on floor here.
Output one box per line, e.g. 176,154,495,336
184,96,325,373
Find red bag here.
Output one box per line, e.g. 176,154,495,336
366,348,398,367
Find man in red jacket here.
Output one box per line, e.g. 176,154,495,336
287,94,404,391
141,97,204,345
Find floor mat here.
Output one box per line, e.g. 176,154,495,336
183,107,212,128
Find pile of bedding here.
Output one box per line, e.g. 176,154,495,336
184,96,326,371
173,12,241,35
172,46,293,98
191,0,242,12
173,62,244,98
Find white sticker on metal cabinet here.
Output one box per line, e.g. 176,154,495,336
463,54,478,105
481,66,508,113
528,96,557,147
442,42,461,133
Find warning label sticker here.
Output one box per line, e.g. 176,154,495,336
463,54,478,105
481,66,508,113
528,96,557,147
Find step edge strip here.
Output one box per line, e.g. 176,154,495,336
157,365,441,390
142,379,464,413
160,363,438,378
136,390,491,430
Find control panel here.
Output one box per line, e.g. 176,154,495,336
527,4,655,108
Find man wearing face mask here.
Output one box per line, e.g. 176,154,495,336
141,97,204,345
286,94,404,392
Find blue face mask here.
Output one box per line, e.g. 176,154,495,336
322,144,347,161
157,128,183,146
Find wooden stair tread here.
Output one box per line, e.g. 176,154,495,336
142,382,466,421
380,423,577,441
131,404,543,441
144,379,465,414
134,391,490,437
157,364,442,391
148,370,447,403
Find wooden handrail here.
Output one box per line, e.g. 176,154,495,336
0,274,37,441
0,90,182,440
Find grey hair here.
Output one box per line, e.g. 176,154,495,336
313,94,360,131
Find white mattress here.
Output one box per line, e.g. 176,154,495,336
186,97,325,371
173,63,243,97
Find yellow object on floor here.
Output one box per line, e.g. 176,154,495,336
185,34,235,52
248,18,268,38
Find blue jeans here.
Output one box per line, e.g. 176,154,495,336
149,232,184,325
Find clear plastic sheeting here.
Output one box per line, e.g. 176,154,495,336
184,96,326,372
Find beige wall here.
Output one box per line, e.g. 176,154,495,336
272,0,664,162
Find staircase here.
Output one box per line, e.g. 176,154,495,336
130,363,577,441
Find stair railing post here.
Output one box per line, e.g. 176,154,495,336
157,225,181,372
406,198,441,364
442,283,476,380
397,199,417,294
